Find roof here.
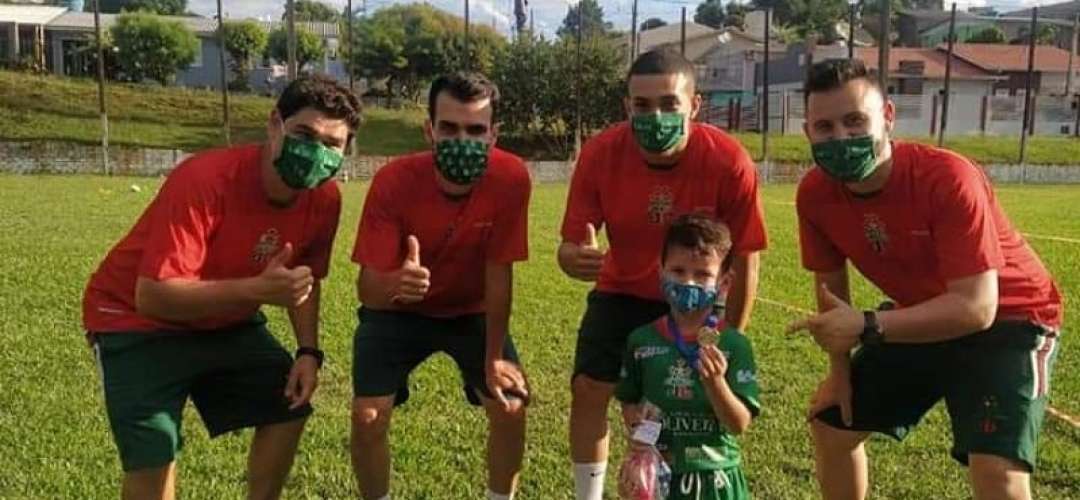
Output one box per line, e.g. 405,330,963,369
948,43,1073,72
48,11,219,35
0,5,68,25
637,21,719,51
1006,0,1080,20
898,9,978,31
854,46,1000,80
261,20,340,38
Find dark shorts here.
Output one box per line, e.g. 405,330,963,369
815,321,1061,471
91,320,310,472
351,307,520,406
573,290,669,383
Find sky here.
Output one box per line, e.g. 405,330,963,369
187,0,1051,38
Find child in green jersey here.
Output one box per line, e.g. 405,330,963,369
615,213,761,500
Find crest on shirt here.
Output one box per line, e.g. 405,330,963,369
665,358,695,400
252,228,281,264
647,185,674,225
862,214,889,254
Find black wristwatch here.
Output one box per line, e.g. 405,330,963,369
296,347,325,369
860,311,885,346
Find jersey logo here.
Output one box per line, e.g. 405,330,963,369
648,185,674,225
862,213,889,254
634,345,671,360
252,228,281,264
665,358,695,400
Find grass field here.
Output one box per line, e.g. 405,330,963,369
0,176,1077,499
7,70,1080,165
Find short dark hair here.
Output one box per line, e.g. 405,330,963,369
628,49,697,92
661,214,734,272
276,73,363,134
803,58,881,103
427,72,500,123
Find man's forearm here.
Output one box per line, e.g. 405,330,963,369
288,282,320,349
135,276,256,322
877,292,996,343
484,264,513,362
724,252,759,331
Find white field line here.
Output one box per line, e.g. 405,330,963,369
757,297,1080,429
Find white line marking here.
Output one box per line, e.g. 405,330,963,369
757,296,1079,429
1022,233,1080,244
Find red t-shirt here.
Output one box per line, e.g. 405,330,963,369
797,141,1063,329
82,144,342,332
352,147,531,317
560,122,768,301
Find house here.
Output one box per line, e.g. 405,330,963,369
0,4,68,68
893,9,1074,49
947,43,1078,95
633,14,785,104
43,11,343,91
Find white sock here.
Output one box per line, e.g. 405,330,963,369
573,462,607,500
487,489,513,500
374,495,389,500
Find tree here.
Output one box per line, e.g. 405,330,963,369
695,0,726,29
966,25,1006,44
285,0,342,23
350,3,507,102
557,0,612,39
267,26,327,72
224,20,268,90
110,12,198,85
1036,24,1058,45
640,17,667,32
95,0,186,15
724,2,749,29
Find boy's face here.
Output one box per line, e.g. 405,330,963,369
661,244,723,290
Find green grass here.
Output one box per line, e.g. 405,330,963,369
6,70,1080,164
0,176,1077,498
0,70,428,155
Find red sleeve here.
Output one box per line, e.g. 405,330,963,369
298,184,342,279
137,167,222,281
560,138,604,244
796,178,846,272
718,143,768,253
352,165,405,272
928,158,1004,281
487,163,531,263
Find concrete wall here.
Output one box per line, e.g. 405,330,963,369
4,141,1080,184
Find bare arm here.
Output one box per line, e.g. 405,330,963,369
287,281,320,349
135,276,257,322
724,252,760,331
814,270,852,375
699,345,752,435
877,270,998,343
484,263,512,364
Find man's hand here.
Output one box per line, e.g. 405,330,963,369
807,371,854,427
284,354,319,410
485,358,530,411
391,235,431,304
251,243,314,307
698,345,729,383
787,284,864,353
564,223,605,282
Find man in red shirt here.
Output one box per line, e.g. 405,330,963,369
349,73,531,500
82,75,357,499
789,59,1063,500
559,49,767,500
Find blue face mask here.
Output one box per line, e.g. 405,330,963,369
661,276,719,313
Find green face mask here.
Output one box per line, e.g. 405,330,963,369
811,135,879,183
631,112,686,153
435,138,490,185
274,135,344,189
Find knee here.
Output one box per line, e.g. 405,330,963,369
571,375,613,410
969,454,1030,498
489,399,527,431
350,403,391,444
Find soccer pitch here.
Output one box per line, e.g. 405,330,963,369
0,176,1076,499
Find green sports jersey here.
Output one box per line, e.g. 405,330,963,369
615,318,761,473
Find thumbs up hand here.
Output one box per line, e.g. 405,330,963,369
253,242,315,307
392,235,431,304
786,284,864,353
570,222,605,282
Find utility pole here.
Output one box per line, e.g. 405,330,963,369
1019,6,1038,164
878,0,890,96
92,0,109,175
216,0,230,145
287,0,297,79
938,2,956,147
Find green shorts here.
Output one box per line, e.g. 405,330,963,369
815,321,1060,471
352,307,520,406
573,290,669,383
91,319,310,472
670,466,750,500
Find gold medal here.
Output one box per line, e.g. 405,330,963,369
697,326,718,347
